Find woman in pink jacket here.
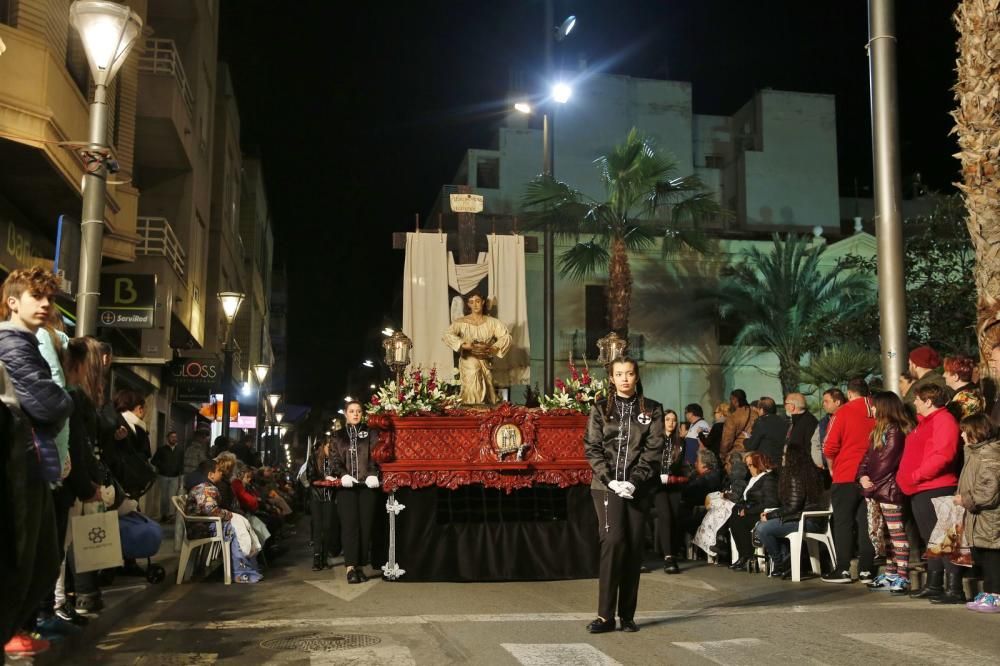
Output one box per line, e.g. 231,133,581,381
896,384,961,601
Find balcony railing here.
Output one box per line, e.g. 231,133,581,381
136,217,186,278
138,38,194,116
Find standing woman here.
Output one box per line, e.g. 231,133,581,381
332,401,381,584
584,357,664,634
307,437,342,571
856,392,914,593
955,414,1000,612
653,409,689,575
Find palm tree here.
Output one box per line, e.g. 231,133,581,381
709,234,874,394
522,128,721,336
953,0,1000,354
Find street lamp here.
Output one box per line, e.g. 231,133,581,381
551,82,572,104
267,392,281,410
217,291,245,443
70,0,142,336
251,363,269,459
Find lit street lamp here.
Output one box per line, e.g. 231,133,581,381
70,0,142,336
217,291,245,443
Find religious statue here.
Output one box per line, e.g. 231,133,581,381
442,291,512,405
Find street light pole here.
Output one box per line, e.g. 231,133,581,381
867,0,908,395
542,0,556,394
217,292,245,444
69,1,142,336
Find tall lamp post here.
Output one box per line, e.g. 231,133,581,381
217,291,245,443
70,1,142,336
251,363,269,459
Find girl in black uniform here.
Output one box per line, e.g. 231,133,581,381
653,409,690,574
584,357,665,634
332,401,381,584
307,438,341,571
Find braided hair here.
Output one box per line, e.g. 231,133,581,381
603,356,649,419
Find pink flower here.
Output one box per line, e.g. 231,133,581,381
581,374,592,386
555,378,566,391
371,395,381,405
571,369,579,381
428,381,437,392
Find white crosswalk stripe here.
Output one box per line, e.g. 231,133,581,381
501,643,623,666
845,632,999,662
305,576,381,602
672,639,833,665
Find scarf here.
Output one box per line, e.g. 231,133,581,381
122,409,147,434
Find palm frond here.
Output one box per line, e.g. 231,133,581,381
558,241,611,281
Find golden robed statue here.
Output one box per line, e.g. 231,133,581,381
442,292,512,405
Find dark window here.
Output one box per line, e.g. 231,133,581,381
704,154,724,169
0,0,15,26
585,285,608,360
66,27,90,97
476,157,499,189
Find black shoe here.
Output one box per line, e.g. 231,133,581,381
356,569,370,582
729,558,748,571
74,594,104,616
769,563,790,579
821,570,853,584
54,605,88,627
346,569,362,584
663,557,680,575
930,570,965,604
912,570,944,599
639,565,650,574
312,555,323,571
619,619,639,633
586,618,616,634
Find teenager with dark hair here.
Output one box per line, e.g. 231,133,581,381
584,357,664,634
653,410,688,574
332,401,381,584
307,437,342,571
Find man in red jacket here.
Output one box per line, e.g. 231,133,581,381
822,377,876,583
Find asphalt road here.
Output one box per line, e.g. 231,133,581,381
57,532,1000,665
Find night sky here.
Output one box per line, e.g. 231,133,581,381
218,0,960,413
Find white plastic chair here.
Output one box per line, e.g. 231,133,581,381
782,509,835,582
172,496,231,585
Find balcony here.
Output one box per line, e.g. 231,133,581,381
136,216,186,279
135,38,195,170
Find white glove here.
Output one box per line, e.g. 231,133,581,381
618,481,636,499
340,474,358,488
324,475,336,482
608,480,625,495
660,474,670,485
364,475,380,489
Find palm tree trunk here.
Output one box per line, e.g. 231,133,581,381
607,235,632,336
778,356,801,396
953,0,1000,353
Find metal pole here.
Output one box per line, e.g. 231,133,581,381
221,336,234,442
76,84,109,336
542,0,555,394
255,384,262,458
868,0,908,395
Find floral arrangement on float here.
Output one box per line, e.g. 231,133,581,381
539,356,608,413
366,366,463,417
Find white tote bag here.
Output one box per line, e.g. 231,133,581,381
71,510,124,573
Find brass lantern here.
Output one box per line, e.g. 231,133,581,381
382,330,412,385
596,331,629,367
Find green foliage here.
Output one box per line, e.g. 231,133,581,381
800,345,881,391
707,234,876,393
837,195,978,355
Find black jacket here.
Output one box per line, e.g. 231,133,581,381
744,414,787,464
585,395,665,492
735,472,779,514
683,468,723,506
787,411,818,454
230,441,262,468
331,425,380,481
0,323,73,433
769,467,825,523
65,388,104,502
151,444,184,477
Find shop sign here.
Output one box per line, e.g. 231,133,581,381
98,274,156,329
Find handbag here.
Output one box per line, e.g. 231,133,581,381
71,510,123,573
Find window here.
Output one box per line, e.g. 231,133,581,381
476,157,500,189
704,154,724,169
0,0,15,26
584,285,608,360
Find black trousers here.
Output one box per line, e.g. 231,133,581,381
592,489,647,622
911,486,957,575
727,510,758,559
974,547,1000,593
831,482,875,574
311,496,341,558
652,487,683,558
337,488,376,567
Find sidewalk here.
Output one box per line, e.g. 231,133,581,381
35,521,181,665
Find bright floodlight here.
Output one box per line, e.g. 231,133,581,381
344,396,353,402
241,383,252,397
552,82,572,104
362,360,374,368
267,393,281,409
369,384,377,389
252,363,270,383
337,409,345,415
69,0,143,87
514,102,532,114
556,15,577,41
217,291,245,324
275,412,284,424
381,327,394,336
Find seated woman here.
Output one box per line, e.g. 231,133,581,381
231,461,273,549
186,459,262,584
725,452,778,570
755,442,828,578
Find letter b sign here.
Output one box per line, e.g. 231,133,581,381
114,278,138,305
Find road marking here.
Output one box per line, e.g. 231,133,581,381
644,573,718,591
673,639,831,666
306,576,382,602
845,632,998,662
502,643,622,666
133,654,218,665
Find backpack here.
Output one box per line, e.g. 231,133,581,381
100,428,157,499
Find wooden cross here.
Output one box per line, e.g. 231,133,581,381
392,185,538,263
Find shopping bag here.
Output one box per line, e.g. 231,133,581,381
71,510,123,573
926,496,973,567
866,498,887,557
